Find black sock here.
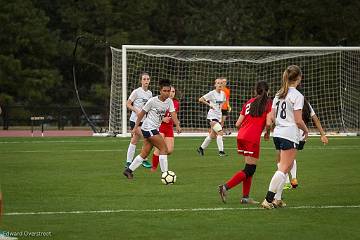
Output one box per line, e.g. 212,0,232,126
265,191,275,203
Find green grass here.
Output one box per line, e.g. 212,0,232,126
0,136,359,239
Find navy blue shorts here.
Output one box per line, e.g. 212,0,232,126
221,109,229,116
297,140,306,150
130,121,142,130
273,137,299,150
209,119,220,123
141,129,160,138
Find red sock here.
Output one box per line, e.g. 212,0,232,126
152,154,159,170
242,176,252,198
225,170,246,190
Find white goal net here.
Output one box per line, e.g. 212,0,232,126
108,46,360,136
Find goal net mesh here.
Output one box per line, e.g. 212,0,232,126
109,47,360,135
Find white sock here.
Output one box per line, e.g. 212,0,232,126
216,135,224,152
274,175,287,200
277,163,290,183
268,170,287,193
159,155,168,172
290,159,297,179
129,155,144,171
200,136,212,149
126,143,136,162
285,173,290,184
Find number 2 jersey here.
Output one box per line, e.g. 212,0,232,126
272,87,304,144
141,96,175,131
237,97,272,144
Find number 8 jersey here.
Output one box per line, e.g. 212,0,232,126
272,87,304,144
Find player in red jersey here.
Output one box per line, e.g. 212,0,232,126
151,86,180,171
218,81,272,204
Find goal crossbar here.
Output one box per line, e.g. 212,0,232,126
108,45,360,137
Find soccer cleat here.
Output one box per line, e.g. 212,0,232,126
142,160,152,168
218,151,226,157
241,197,260,204
123,168,133,179
283,183,292,190
272,199,287,208
218,185,227,203
197,147,204,156
261,199,274,209
291,178,298,189
124,161,131,168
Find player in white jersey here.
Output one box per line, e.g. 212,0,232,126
123,79,182,179
125,72,153,168
282,96,329,189
261,65,309,209
197,78,227,156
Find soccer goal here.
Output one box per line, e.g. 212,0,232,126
107,45,360,137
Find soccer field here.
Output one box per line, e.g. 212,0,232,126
0,136,359,240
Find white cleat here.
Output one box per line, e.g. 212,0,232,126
261,199,275,209
272,199,287,208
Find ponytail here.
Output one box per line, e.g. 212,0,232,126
277,65,302,99
249,81,270,117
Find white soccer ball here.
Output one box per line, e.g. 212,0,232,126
161,171,176,185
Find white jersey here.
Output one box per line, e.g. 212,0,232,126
128,87,152,122
202,90,226,121
141,96,175,131
299,103,316,141
272,87,304,144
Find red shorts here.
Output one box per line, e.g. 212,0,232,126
237,138,260,159
159,125,174,138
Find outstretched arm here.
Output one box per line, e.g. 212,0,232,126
312,114,328,144
264,110,274,141
170,111,182,134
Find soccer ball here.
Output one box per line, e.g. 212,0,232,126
161,171,176,185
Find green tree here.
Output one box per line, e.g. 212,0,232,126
0,0,61,106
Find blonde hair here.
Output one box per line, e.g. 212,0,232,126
277,65,302,99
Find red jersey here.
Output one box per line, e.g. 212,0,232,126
237,98,272,144
159,99,180,129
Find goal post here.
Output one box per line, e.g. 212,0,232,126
108,45,360,137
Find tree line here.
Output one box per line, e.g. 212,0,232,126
0,0,359,108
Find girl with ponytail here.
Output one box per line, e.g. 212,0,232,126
218,81,272,204
261,65,309,209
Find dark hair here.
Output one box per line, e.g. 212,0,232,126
302,99,311,125
249,81,270,117
159,79,171,89
296,85,311,124
277,65,302,99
